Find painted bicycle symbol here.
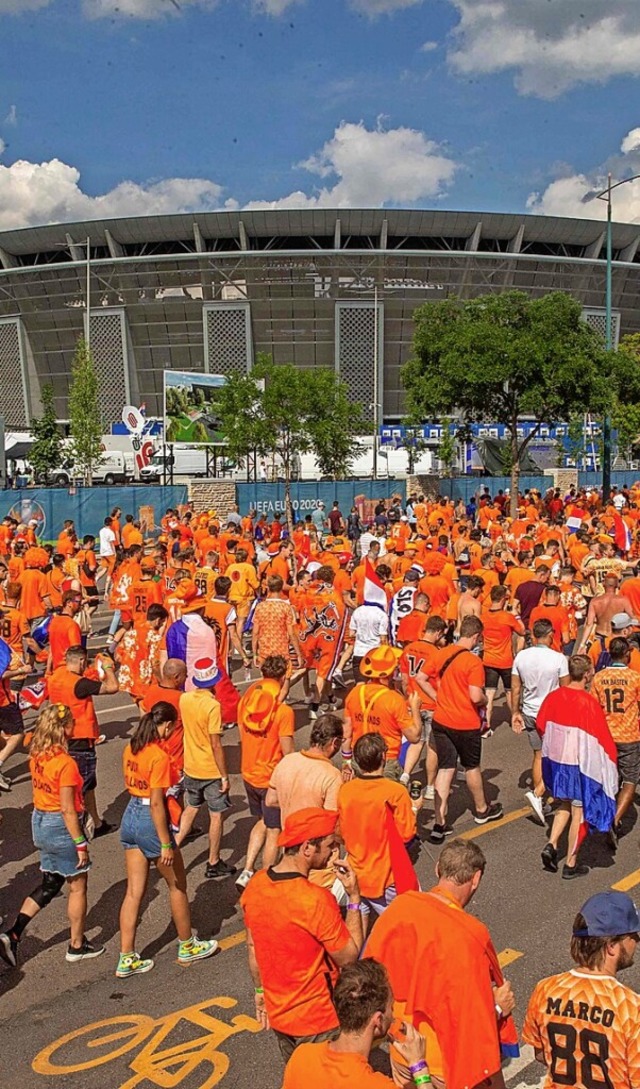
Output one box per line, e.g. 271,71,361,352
32,995,261,1089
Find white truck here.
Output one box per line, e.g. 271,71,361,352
48,450,133,486
140,447,209,481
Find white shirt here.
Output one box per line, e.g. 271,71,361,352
613,493,625,512
512,645,569,717
359,532,386,558
98,525,116,557
349,604,389,657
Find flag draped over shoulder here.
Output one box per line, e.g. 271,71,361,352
366,891,519,1089
537,687,617,839
364,557,388,611
613,513,631,553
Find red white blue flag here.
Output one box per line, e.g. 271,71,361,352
364,557,388,611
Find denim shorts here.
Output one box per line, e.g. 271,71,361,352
32,810,89,878
183,774,231,814
120,795,175,860
69,748,97,794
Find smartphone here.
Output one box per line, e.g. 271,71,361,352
333,862,349,875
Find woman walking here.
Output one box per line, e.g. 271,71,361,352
0,702,103,967
117,701,218,978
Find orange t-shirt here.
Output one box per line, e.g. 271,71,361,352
344,682,414,761
282,1043,392,1088
433,646,485,731
523,969,640,1089
122,741,172,798
396,610,429,645
398,639,440,710
504,566,535,598
338,776,416,897
481,608,524,669
241,870,350,1036
0,605,29,654
591,665,640,745
19,568,49,620
30,749,83,812
49,614,83,671
529,603,570,653
418,575,451,619
140,684,184,774
239,680,295,788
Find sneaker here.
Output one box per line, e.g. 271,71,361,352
66,938,106,963
309,708,318,721
177,936,219,966
0,771,11,792
541,843,558,873
93,821,116,839
423,785,435,801
562,863,589,880
429,824,454,844
223,721,237,731
116,952,154,978
205,859,237,879
525,791,546,826
0,932,17,968
399,772,411,787
235,868,254,890
474,802,503,825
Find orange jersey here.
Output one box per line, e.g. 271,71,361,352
398,639,440,710
48,614,82,671
591,665,640,745
0,605,29,655
396,609,429,645
30,749,83,813
130,578,164,622
523,969,640,1089
282,1043,391,1089
433,646,485,731
529,603,570,653
122,741,172,798
337,776,416,897
418,575,450,619
344,682,414,761
481,608,524,669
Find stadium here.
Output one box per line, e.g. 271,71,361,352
0,207,637,432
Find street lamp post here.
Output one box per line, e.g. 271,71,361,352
85,236,91,354
584,173,640,501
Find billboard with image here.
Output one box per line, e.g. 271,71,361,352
163,371,227,445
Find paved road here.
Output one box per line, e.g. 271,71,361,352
2,609,640,1089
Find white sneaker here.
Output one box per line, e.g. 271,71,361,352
309,708,318,721
423,785,435,801
525,790,546,826
235,869,254,890
400,772,410,787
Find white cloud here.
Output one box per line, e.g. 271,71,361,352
244,118,457,209
0,138,5,157
0,0,51,10
0,158,228,230
82,0,217,18
251,0,302,14
349,0,423,13
446,1,640,98
527,127,640,223
5,105,17,126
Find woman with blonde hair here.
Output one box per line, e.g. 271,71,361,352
117,701,218,978
0,702,104,968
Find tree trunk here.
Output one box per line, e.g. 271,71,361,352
284,472,294,539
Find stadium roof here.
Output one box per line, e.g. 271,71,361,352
1,208,639,269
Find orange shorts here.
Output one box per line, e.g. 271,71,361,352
301,634,342,680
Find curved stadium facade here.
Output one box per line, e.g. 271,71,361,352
0,208,637,431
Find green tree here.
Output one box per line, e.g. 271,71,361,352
437,420,457,476
612,334,640,465
68,338,103,486
215,355,365,531
29,383,63,483
403,291,612,517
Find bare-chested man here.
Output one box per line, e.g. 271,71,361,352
576,575,635,653
456,575,483,634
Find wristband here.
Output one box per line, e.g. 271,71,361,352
340,749,353,759
346,902,362,912
160,842,172,849
75,841,88,850
410,1062,428,1075
255,986,264,994
495,1003,503,1017
414,1077,431,1086
73,834,86,844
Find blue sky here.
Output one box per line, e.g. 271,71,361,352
1,0,640,229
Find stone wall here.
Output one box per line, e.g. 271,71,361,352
548,468,578,493
188,480,237,516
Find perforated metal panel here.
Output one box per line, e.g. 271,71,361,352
84,309,130,424
203,303,253,375
583,308,621,348
335,302,383,423
0,319,28,427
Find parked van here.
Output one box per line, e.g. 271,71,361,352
48,450,132,486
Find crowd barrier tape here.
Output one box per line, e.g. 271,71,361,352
1,485,188,540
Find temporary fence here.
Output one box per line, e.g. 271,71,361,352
2,485,188,541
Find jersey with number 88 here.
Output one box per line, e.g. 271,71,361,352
523,969,640,1089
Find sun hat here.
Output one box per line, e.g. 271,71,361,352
240,680,280,732
359,645,403,679
191,656,221,688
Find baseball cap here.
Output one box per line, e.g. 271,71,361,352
404,569,420,582
611,612,640,631
573,892,640,937
141,557,156,571
277,807,338,849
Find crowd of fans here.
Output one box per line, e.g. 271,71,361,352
1,482,640,1087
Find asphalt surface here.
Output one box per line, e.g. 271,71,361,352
2,607,640,1089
